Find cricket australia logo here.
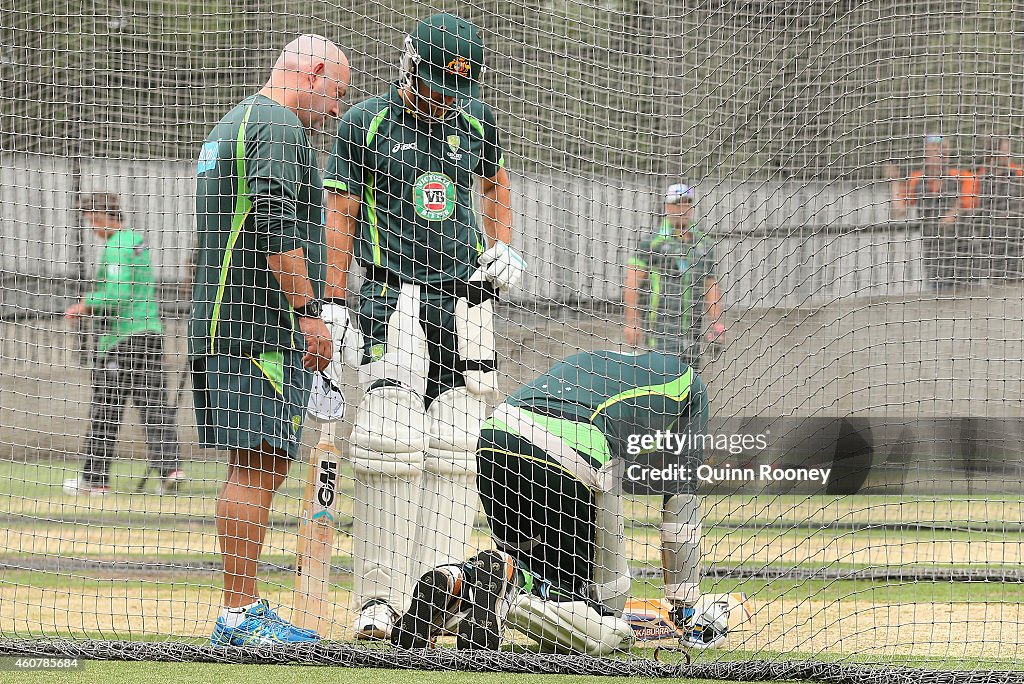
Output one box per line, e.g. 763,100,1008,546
446,135,463,161
413,171,456,221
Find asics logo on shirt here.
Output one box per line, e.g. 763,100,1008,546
391,142,417,153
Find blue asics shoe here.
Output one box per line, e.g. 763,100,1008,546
252,600,319,638
210,599,320,646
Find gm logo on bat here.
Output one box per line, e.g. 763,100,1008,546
314,459,338,517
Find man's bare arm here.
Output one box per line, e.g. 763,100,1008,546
324,189,361,300
624,264,647,345
704,277,722,323
479,167,512,246
267,247,317,308
267,247,331,371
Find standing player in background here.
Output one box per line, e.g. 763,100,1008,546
324,13,526,639
970,136,1024,281
63,192,182,496
391,350,728,654
190,35,350,646
624,184,724,367
886,135,974,289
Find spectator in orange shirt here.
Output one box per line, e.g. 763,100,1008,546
971,136,1024,281
887,135,973,289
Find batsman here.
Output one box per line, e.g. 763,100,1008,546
323,13,525,638
391,350,729,655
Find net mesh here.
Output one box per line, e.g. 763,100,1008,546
2,0,1024,679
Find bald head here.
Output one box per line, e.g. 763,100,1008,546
263,34,351,129
275,34,346,74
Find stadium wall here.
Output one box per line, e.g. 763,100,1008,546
2,153,909,315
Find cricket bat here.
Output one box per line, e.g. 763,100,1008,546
292,419,340,634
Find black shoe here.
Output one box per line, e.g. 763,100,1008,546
392,569,461,649
458,550,517,650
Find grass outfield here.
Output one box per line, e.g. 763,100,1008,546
2,569,1022,606
4,458,1024,532
0,661,782,684
1,458,1023,661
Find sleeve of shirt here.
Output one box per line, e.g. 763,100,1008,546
476,103,506,179
84,244,134,314
324,111,365,198
246,115,304,256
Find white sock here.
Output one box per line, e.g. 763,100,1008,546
221,600,260,628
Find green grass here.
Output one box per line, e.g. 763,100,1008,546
4,642,1024,669
686,647,1024,671
5,458,1019,560
697,526,1012,543
0,645,1022,684
629,575,1023,604
0,551,312,567
0,661,770,684
5,458,1024,511
5,565,1021,607
3,459,1023,677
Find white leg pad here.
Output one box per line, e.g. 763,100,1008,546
455,288,499,401
506,594,635,656
359,283,429,399
593,487,631,616
350,386,428,612
412,388,488,578
662,493,703,605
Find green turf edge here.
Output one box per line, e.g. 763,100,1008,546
3,570,1022,606
1,637,1022,671
0,647,1022,684
0,660,774,684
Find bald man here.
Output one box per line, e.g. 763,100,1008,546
190,34,350,646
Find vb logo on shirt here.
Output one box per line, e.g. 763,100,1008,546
413,172,456,221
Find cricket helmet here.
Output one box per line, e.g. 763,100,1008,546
399,13,484,100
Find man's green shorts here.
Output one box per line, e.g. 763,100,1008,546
191,350,311,459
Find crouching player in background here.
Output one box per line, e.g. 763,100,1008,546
390,349,728,654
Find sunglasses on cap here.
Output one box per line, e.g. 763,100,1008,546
665,184,695,204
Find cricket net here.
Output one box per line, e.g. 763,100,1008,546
2,0,1024,680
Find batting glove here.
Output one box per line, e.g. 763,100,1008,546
322,301,363,373
477,241,527,291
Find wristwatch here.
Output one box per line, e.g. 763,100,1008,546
293,299,323,319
